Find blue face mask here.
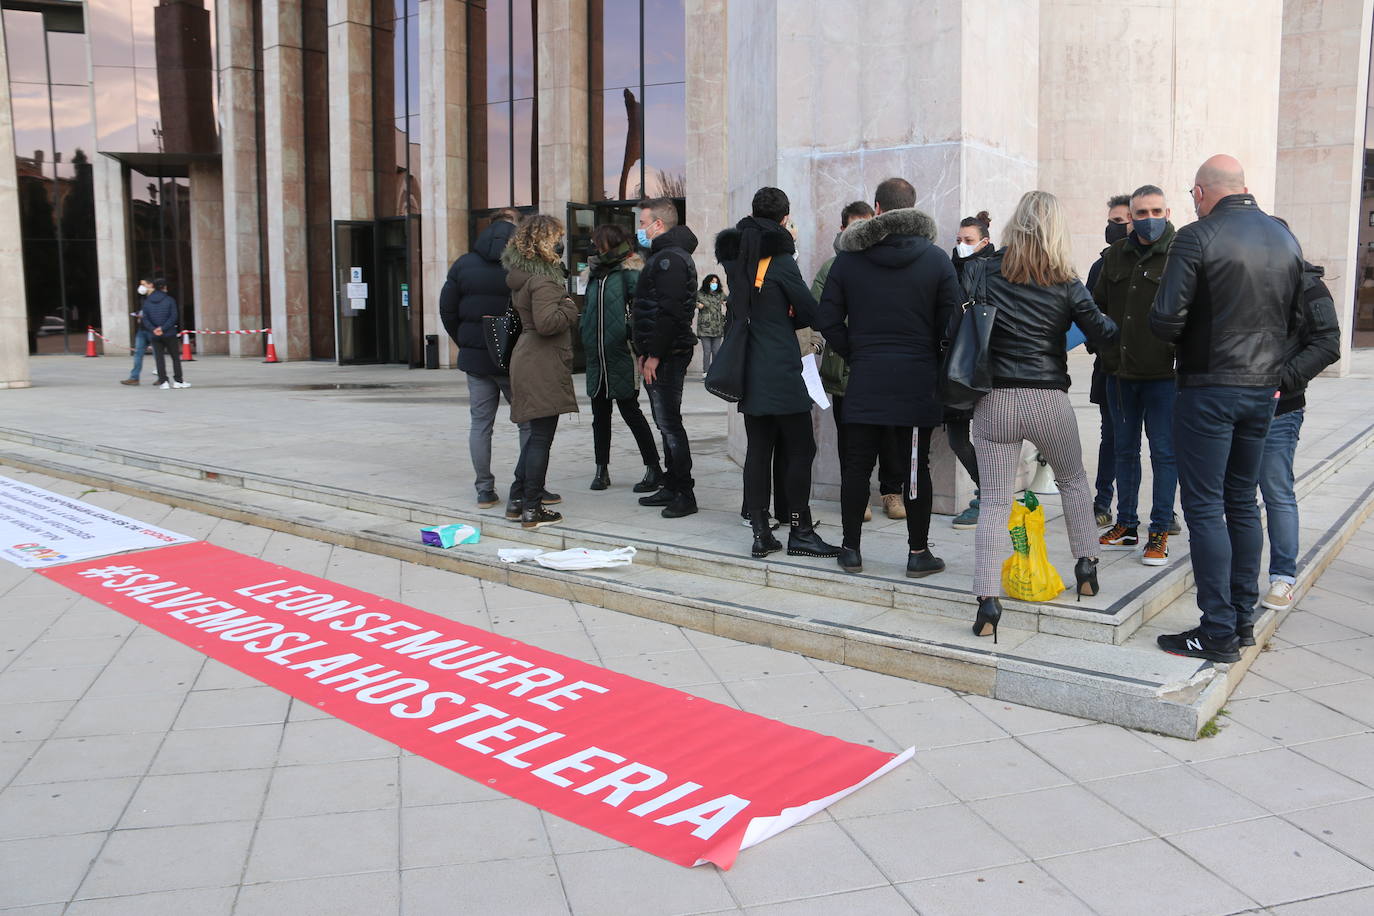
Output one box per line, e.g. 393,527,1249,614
636,228,653,249
1134,217,1167,244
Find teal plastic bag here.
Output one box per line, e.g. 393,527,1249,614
420,523,480,548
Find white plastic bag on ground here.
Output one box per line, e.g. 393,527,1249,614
497,546,636,570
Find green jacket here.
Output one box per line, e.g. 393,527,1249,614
580,246,642,400
811,253,850,395
1093,223,1177,381
695,289,726,337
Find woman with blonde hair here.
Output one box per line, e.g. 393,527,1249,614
966,191,1117,640
502,214,579,528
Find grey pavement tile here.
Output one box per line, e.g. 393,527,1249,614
481,582,573,612
1230,672,1290,700
1138,717,1280,763
1295,590,1374,635
897,862,1095,916
64,886,236,916
107,634,207,669
205,519,274,556
119,769,272,828
962,694,1093,735
1194,746,1374,814
399,754,505,807
1299,680,1374,729
0,776,139,840
1169,817,1374,907
52,692,187,738
0,665,103,703
0,739,39,787
401,798,550,868
1222,692,1368,745
396,589,491,627
78,821,256,899
721,672,857,720
192,659,265,691
258,531,337,576
1269,886,1374,915
864,696,1010,751
514,628,603,663
1271,611,1370,647
487,602,587,636
823,667,952,708
917,737,1072,802
13,733,162,785
0,832,107,908
719,820,888,907
775,708,903,752
682,628,751,651
744,885,916,915
172,686,290,730
275,717,400,766
679,681,742,709
243,809,399,883
41,612,137,642
587,621,696,658
601,649,722,688
1289,732,1374,789
1019,723,1176,781
9,636,126,670
401,857,570,916
149,723,282,775
234,871,400,916
83,659,201,698
0,699,74,742
541,810,624,855
555,845,735,916
1038,838,1256,916
1286,797,1374,869
1307,637,1374,676
1250,646,1370,692
1310,567,1374,604
696,643,821,682
840,804,1026,883
826,760,957,820
1085,764,1269,836
971,784,1152,858
263,758,399,819
286,697,334,722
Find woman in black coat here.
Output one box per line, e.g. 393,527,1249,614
715,187,837,561
946,211,997,530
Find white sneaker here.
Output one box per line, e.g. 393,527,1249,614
171,381,191,389
156,381,171,389
1261,580,1296,611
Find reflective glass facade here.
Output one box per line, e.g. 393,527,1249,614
128,168,192,328
467,0,537,211
1357,28,1374,349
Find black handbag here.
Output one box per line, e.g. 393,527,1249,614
704,256,770,403
482,300,522,371
940,260,997,411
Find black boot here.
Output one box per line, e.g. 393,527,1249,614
662,491,698,518
973,597,1002,643
837,546,863,573
787,510,840,558
1074,557,1100,601
504,496,523,520
906,548,946,578
638,487,676,507
590,464,610,491
520,504,563,529
749,510,782,558
633,465,666,494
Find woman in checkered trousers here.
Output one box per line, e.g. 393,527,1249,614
965,191,1118,642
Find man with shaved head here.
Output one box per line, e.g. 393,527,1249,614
1149,154,1304,663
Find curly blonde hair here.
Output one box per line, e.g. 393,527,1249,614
1001,190,1077,287
511,214,565,264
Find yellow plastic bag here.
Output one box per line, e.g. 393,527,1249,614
1001,491,1065,602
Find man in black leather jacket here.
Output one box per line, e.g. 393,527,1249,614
1149,155,1304,663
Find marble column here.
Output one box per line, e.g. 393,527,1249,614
327,0,373,221
685,0,733,284
420,0,468,368
536,0,589,220
189,162,228,354
93,155,131,355
1275,0,1374,376
219,0,265,357
0,15,31,388
262,0,310,360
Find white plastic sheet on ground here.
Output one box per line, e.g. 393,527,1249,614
497,546,637,570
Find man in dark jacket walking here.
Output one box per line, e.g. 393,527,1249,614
631,197,700,518
816,177,962,577
439,209,535,509
143,278,188,389
1150,155,1304,663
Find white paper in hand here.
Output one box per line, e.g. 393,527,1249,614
800,353,830,410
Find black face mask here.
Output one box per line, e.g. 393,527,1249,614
553,241,565,257
1105,222,1129,245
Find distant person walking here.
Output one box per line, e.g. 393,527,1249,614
120,277,154,386
143,278,188,390
695,274,726,376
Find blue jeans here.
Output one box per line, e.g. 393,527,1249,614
644,354,693,494
1258,408,1303,584
1174,386,1276,641
1107,376,1177,533
466,372,532,496
129,329,152,380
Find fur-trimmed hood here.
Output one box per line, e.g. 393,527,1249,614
713,217,796,264
837,207,938,252
502,245,567,290
586,245,643,279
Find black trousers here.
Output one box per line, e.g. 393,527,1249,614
743,412,816,521
841,424,933,551
945,418,980,487
514,415,559,505
151,334,183,384
590,392,660,468
832,395,904,495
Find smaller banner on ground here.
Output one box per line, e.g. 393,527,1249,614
44,541,912,868
0,475,191,568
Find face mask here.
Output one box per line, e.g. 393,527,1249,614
636,226,654,249
955,242,978,259
1133,217,1166,244
709,282,719,292
553,240,565,257
1105,221,1130,245
136,285,150,296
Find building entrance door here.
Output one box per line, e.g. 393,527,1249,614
332,220,410,364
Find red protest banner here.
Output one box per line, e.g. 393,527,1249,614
41,541,911,869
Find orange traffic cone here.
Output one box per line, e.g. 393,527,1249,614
263,329,280,363
85,327,98,357
180,331,195,362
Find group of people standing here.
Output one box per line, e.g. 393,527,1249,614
441,152,1340,663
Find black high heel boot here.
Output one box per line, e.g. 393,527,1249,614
787,510,840,558
973,596,1002,643
749,510,782,558
1075,557,1099,601
633,465,665,493
590,464,610,491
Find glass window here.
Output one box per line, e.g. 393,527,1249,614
512,98,535,207
511,0,534,99
87,0,133,67
642,0,684,85
468,0,537,209
3,9,48,83
133,67,160,153
49,84,96,181
8,82,52,168
92,66,138,151
599,0,639,90
47,30,90,86
486,0,511,103
1356,30,1374,349
643,81,685,198
485,103,512,208
130,0,155,69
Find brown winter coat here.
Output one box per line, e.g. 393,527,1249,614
503,247,579,424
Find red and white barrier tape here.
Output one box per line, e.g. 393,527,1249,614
87,327,135,351
183,328,273,335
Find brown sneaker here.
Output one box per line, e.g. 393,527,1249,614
1100,524,1138,549
1141,531,1169,566
882,493,906,520
120,378,139,386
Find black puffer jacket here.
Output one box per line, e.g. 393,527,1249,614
439,220,516,375
1150,194,1304,388
816,207,962,428
141,290,180,335
631,225,699,359
1277,262,1342,416
975,251,1117,390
